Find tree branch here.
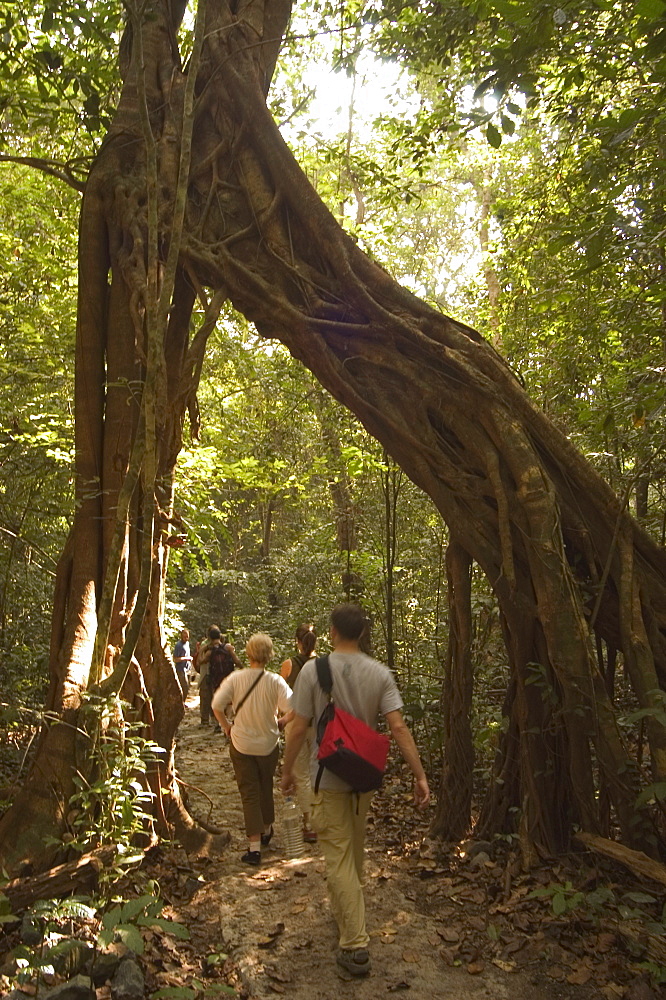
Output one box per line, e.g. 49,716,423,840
0,155,87,193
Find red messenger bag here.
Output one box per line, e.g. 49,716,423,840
314,655,390,794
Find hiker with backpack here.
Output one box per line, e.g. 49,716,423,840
198,625,241,730
212,632,293,867
280,603,430,979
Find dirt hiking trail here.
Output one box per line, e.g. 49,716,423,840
161,683,610,1000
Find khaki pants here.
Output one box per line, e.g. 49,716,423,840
229,742,279,838
285,720,313,819
311,789,373,951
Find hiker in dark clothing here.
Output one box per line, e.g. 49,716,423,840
198,625,241,729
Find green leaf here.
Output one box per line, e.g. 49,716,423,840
552,892,567,915
121,895,160,922
623,891,657,904
102,905,123,929
137,916,190,939
635,0,666,18
206,952,229,966
486,122,502,148
492,0,521,19
115,923,145,954
635,781,666,806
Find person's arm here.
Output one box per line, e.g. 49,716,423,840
385,709,431,809
212,678,233,736
213,709,232,737
225,643,243,669
280,713,309,795
278,709,295,731
276,678,294,730
280,657,292,681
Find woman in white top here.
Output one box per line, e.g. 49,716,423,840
212,633,292,866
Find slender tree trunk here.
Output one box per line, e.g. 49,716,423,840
313,389,362,598
381,455,402,672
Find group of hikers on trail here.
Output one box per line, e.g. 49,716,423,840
172,603,430,979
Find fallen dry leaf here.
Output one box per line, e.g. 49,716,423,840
601,986,625,1000
438,927,460,943
257,937,279,950
567,967,592,986
468,916,486,932
467,961,484,975
402,950,420,963
596,932,616,953
492,959,516,973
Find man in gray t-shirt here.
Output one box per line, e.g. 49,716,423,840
281,603,430,979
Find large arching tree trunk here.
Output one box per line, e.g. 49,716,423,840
2,0,666,870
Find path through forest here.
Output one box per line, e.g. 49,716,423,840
158,681,609,1000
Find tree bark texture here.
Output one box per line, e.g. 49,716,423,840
2,0,666,868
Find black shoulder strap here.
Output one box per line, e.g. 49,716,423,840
315,655,333,699
233,670,264,721
314,656,333,795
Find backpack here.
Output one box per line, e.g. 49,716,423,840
208,643,235,692
314,655,390,794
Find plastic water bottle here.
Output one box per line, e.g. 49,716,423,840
282,796,304,858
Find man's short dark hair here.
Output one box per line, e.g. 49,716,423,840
209,626,221,641
330,603,367,641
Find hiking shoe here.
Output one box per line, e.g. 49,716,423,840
260,826,274,847
213,724,222,733
336,948,371,976
241,851,261,866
